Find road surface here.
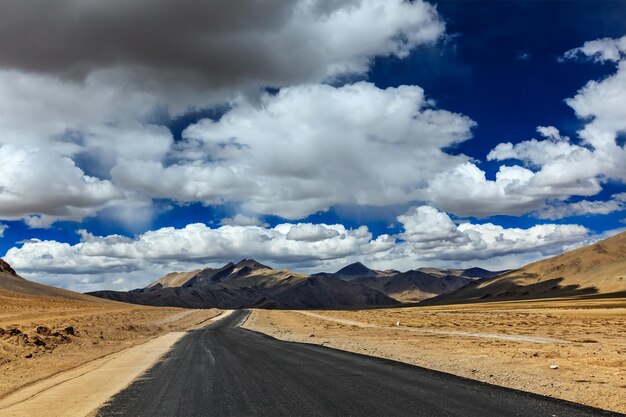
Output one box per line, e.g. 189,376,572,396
97,310,620,417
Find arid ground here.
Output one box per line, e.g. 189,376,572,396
243,298,626,414
0,289,221,399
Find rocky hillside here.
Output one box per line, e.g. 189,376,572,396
427,231,626,304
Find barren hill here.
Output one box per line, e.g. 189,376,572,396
428,231,626,304
0,259,102,303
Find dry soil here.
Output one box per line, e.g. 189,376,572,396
243,298,626,414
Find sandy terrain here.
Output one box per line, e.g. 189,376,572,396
243,298,626,414
0,289,221,400
0,310,233,417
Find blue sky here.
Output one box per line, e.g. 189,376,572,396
0,0,625,291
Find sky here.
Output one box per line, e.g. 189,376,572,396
1,0,625,292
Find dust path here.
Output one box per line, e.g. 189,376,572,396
150,309,197,326
296,311,571,344
0,309,235,417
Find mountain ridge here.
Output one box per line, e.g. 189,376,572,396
426,231,626,304
89,259,500,308
314,262,501,302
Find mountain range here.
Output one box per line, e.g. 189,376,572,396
313,262,501,302
88,260,493,309
3,230,626,309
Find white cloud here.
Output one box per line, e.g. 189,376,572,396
559,36,626,184
388,206,590,263
566,63,626,160
487,126,585,168
0,1,448,226
0,145,121,225
564,35,626,63
113,82,475,219
285,223,341,242
0,70,175,225
535,193,626,220
4,222,391,281
423,162,541,217
220,214,267,227
0,70,174,162
424,38,626,219
4,206,592,291
397,206,461,243
0,224,7,238
0,17,623,247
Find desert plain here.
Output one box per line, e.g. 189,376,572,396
244,297,626,414
0,288,221,402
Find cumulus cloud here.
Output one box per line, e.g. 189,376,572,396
0,145,121,226
0,0,444,101
0,0,448,225
113,82,475,218
387,206,590,263
220,214,268,227
5,222,391,278
284,224,341,242
0,69,176,225
0,8,623,272
5,206,592,291
424,36,626,219
397,206,462,243
566,67,626,164
487,126,585,168
423,162,540,217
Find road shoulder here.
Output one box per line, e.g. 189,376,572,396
242,304,626,415
0,309,234,417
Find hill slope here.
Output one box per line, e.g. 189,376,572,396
0,259,102,303
429,231,626,304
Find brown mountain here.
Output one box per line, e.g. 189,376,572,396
416,266,506,279
317,262,499,302
0,259,101,303
89,259,399,309
427,231,626,304
353,270,474,302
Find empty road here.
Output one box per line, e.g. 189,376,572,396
97,310,620,417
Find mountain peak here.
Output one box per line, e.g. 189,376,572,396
0,259,17,276
460,267,503,279
234,259,272,271
335,262,375,277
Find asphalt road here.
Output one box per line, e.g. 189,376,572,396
97,310,621,417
